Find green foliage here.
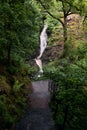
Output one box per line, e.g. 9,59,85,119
0,76,11,94
13,80,24,92
0,95,18,128
0,0,40,64
0,52,32,130
51,89,87,130
0,66,31,130
77,58,87,70
44,59,87,130
0,92,27,129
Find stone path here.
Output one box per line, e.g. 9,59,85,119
15,80,57,130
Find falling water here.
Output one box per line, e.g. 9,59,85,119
35,24,48,76
34,58,43,73
38,24,48,59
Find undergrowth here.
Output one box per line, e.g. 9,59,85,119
0,58,32,130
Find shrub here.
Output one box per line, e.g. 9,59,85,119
44,59,87,130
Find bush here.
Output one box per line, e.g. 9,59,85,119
51,89,87,130
0,59,32,130
44,59,87,130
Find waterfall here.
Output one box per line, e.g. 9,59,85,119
38,24,48,59
35,24,48,75
34,58,43,73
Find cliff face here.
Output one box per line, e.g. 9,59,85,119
42,43,63,62
42,14,86,63
28,14,86,72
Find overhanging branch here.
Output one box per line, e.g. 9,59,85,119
38,0,64,26
46,10,64,26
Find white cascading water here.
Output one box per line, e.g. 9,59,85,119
35,24,48,75
38,24,48,59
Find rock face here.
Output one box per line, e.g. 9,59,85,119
15,80,57,130
42,44,64,62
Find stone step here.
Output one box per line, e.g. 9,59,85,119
15,80,57,130
16,108,57,130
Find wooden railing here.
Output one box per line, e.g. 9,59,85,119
48,79,58,93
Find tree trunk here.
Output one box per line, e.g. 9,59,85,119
61,106,69,130
62,16,68,57
7,43,12,65
63,25,67,44
63,17,67,44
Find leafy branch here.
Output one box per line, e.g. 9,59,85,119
38,0,64,26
